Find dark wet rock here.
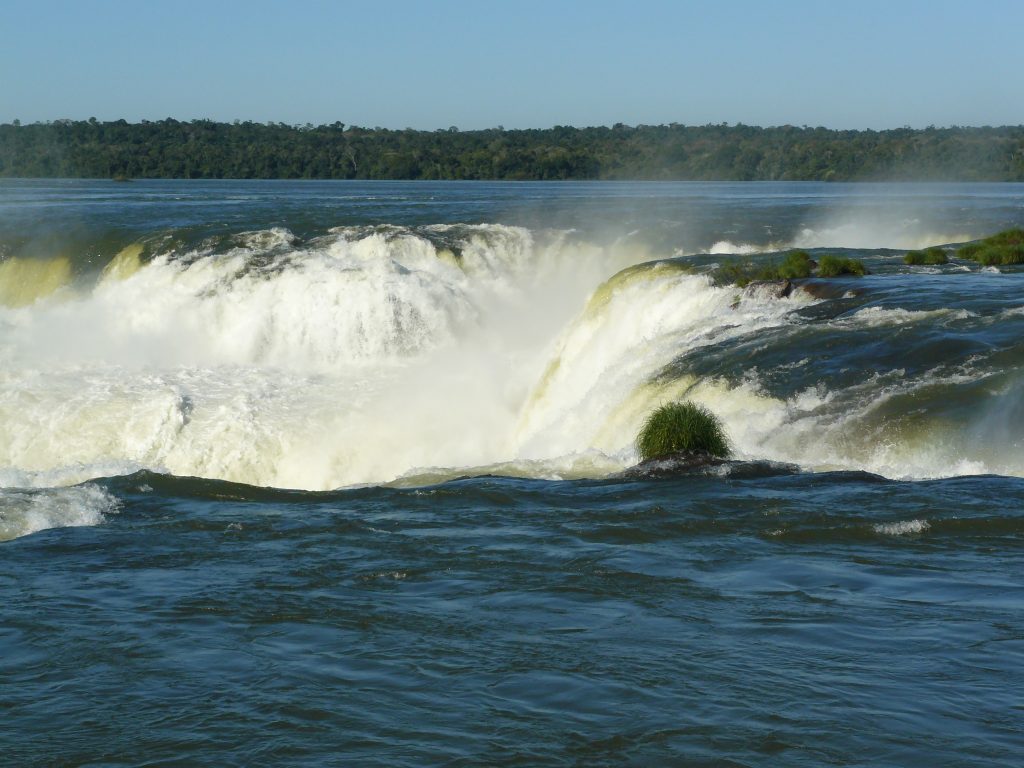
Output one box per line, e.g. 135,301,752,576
713,459,803,479
742,279,792,300
794,280,857,300
620,450,728,478
615,450,800,480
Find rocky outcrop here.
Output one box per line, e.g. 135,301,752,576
795,281,854,300
742,279,793,300
614,450,800,480
622,450,730,478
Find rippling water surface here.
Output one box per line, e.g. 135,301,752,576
2,180,1023,765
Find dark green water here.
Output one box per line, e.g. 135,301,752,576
1,181,1023,765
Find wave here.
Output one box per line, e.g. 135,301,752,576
13,469,1016,550
0,484,118,542
837,306,976,329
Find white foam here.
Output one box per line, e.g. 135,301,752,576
0,222,1017,489
0,226,654,489
693,364,1019,481
873,519,930,536
0,484,118,542
709,240,764,255
512,268,812,462
840,306,975,328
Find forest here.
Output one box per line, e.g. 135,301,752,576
2,119,1023,181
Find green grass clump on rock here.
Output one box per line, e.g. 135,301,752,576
776,250,814,279
974,244,1024,265
713,249,813,287
904,247,949,265
817,254,868,277
713,260,759,288
957,228,1024,265
635,402,732,462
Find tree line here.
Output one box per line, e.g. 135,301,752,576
2,118,1023,181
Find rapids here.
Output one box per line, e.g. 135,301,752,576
3,217,1024,494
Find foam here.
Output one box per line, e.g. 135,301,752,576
0,226,655,489
0,484,118,542
100,243,145,283
513,267,811,461
873,519,930,536
1,222,1020,489
709,240,764,255
840,306,975,329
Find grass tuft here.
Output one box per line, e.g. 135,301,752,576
712,249,813,287
904,247,949,265
957,228,1024,266
816,254,868,277
776,250,815,279
635,402,731,461
714,250,866,286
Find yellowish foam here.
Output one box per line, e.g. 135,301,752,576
590,375,699,452
0,256,73,308
521,264,677,416
435,248,461,269
101,243,145,283
581,260,693,321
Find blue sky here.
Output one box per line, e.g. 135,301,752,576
2,0,1022,129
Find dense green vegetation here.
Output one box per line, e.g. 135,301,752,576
772,250,816,279
904,247,950,265
957,228,1024,265
817,255,869,277
713,250,867,286
636,402,731,462
714,250,812,286
2,119,1024,180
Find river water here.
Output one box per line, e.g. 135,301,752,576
1,180,1022,765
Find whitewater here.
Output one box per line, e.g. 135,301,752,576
3,190,1023,504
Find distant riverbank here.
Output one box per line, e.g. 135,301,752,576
3,120,1024,181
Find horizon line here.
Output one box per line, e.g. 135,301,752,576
5,119,1024,133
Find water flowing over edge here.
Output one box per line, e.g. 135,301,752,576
2,218,1023,539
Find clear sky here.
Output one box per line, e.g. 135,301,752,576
2,0,1022,130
